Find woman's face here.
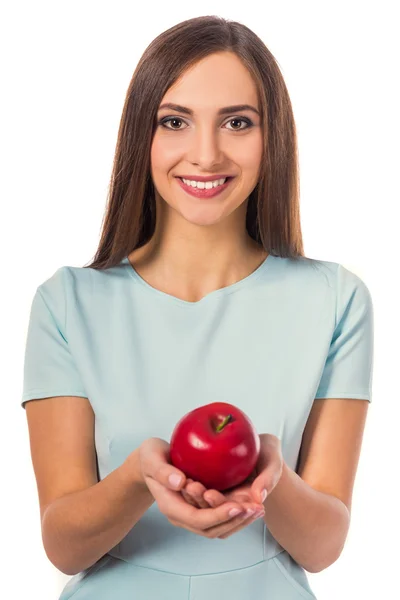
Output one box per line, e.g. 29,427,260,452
150,51,263,229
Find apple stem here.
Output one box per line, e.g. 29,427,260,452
216,414,232,432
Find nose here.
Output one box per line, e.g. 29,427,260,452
186,124,226,170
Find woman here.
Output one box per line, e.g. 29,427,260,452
21,15,374,600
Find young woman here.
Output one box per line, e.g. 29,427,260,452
21,15,374,600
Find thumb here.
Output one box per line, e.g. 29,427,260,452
161,446,186,490
251,478,268,504
153,457,186,490
165,469,186,490
143,437,187,490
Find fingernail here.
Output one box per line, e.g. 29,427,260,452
229,508,242,517
261,489,268,503
169,474,182,488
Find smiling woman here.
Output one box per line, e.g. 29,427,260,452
21,13,373,600
80,15,303,271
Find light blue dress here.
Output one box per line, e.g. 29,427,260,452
21,253,374,599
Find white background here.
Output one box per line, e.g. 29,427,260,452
2,1,398,598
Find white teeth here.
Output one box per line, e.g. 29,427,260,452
181,177,227,189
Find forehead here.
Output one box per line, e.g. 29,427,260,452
159,52,259,112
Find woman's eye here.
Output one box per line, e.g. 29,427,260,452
225,117,253,131
158,117,253,131
159,117,187,130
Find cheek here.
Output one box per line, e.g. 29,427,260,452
151,135,184,170
233,135,263,171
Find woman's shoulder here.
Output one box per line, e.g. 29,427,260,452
286,255,370,291
37,258,127,298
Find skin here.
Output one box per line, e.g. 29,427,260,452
128,50,268,303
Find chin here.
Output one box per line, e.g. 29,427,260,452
181,208,234,228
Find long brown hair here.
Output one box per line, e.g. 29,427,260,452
83,15,305,271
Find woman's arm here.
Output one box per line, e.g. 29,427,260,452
41,450,154,576
263,459,350,573
25,396,154,577
262,398,369,573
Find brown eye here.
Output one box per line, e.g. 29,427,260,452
225,118,252,130
159,117,187,130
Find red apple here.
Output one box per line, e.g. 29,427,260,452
169,402,260,491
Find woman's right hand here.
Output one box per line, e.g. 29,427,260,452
138,437,265,539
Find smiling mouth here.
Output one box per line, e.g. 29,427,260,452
177,176,234,186
176,176,235,198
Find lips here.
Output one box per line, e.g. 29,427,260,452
176,175,234,199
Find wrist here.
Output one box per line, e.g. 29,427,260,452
120,448,148,491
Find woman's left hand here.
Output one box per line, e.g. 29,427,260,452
180,433,284,533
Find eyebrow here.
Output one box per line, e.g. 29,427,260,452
158,102,260,117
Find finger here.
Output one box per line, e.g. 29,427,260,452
140,439,187,491
203,489,228,507
181,488,199,508
176,496,246,531
168,496,266,539
250,465,283,503
204,489,250,507
218,507,265,539
184,480,211,509
181,479,206,508
152,475,244,531
205,500,263,537
156,464,186,491
200,502,255,532
201,503,263,539
171,506,250,538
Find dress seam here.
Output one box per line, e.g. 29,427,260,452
109,552,282,578
272,556,316,599
314,392,370,400
22,389,88,400
65,555,113,600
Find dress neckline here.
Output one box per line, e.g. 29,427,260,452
121,254,273,308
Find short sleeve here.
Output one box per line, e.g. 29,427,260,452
315,263,374,402
21,267,88,409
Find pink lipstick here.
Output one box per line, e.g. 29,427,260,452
176,176,234,199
